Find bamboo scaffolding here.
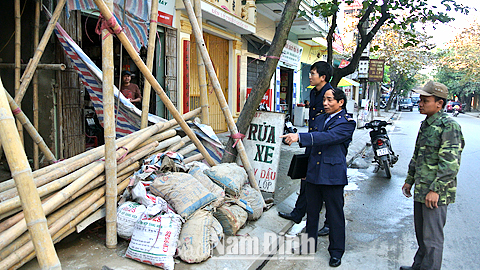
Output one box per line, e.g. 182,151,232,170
194,0,209,125
102,0,117,249
0,107,201,193
15,0,68,104
92,0,216,167
3,178,131,270
182,0,260,193
140,0,159,129
0,63,66,70
33,0,40,170
0,78,60,269
3,90,56,164
0,119,179,250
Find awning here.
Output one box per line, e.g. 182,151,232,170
338,77,360,87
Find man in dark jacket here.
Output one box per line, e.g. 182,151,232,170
281,88,355,267
278,61,332,236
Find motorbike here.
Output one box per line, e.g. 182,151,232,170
452,106,460,117
361,120,398,179
283,114,297,145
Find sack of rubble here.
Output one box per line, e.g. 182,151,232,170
177,209,224,263
150,172,217,219
117,201,147,240
213,203,248,236
125,205,182,270
204,163,247,196
132,181,169,210
189,162,225,206
239,184,264,220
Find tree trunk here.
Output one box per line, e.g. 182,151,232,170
221,0,302,163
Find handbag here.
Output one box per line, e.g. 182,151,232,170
287,154,309,179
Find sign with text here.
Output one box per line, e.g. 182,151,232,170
239,111,285,192
368,59,385,82
246,88,273,111
280,40,303,68
157,0,175,26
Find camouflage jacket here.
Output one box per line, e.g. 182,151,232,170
405,110,464,205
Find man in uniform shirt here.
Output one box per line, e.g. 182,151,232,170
120,70,142,108
278,61,332,236
400,81,464,270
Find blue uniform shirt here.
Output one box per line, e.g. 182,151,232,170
299,109,355,185
308,82,333,131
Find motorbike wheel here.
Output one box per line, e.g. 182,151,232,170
382,159,391,179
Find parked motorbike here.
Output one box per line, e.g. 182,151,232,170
283,114,297,145
361,120,398,179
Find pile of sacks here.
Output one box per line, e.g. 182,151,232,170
116,151,265,269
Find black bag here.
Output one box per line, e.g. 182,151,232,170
287,154,309,179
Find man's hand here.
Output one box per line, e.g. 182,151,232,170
280,133,299,146
425,191,439,209
402,183,412,198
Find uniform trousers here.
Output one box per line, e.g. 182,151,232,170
305,182,345,258
290,180,329,228
413,202,448,270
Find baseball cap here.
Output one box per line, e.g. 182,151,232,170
413,81,448,99
122,70,132,77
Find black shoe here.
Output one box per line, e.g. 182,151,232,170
399,267,417,270
278,212,301,223
318,226,330,236
329,257,341,267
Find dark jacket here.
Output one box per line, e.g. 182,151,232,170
299,109,355,185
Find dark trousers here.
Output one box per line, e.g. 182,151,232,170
305,182,345,258
290,180,329,227
413,202,448,270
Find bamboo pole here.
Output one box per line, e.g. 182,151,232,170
178,143,197,156
4,90,56,164
14,0,23,143
0,63,66,70
33,0,41,170
0,108,200,193
182,0,260,192
140,0,159,129
0,78,60,268
102,0,117,249
184,153,204,164
15,0,68,104
92,0,216,167
194,0,209,125
133,129,176,150
167,135,191,152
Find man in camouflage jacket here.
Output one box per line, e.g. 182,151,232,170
401,81,464,270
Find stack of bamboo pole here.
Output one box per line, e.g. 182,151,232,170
0,107,206,269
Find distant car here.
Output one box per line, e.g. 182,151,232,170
411,95,420,107
397,98,414,111
446,101,463,113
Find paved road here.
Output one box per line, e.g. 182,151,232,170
263,110,480,269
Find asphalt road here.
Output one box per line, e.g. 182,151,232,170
263,109,480,269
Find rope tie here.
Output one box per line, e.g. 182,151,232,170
12,108,22,115
228,133,246,148
95,14,123,40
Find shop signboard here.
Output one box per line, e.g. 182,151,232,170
280,41,303,68
157,0,176,26
246,88,273,111
368,59,385,82
240,111,285,192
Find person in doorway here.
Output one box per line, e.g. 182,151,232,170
120,70,142,108
304,100,310,108
277,61,333,236
400,81,464,270
281,88,355,267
